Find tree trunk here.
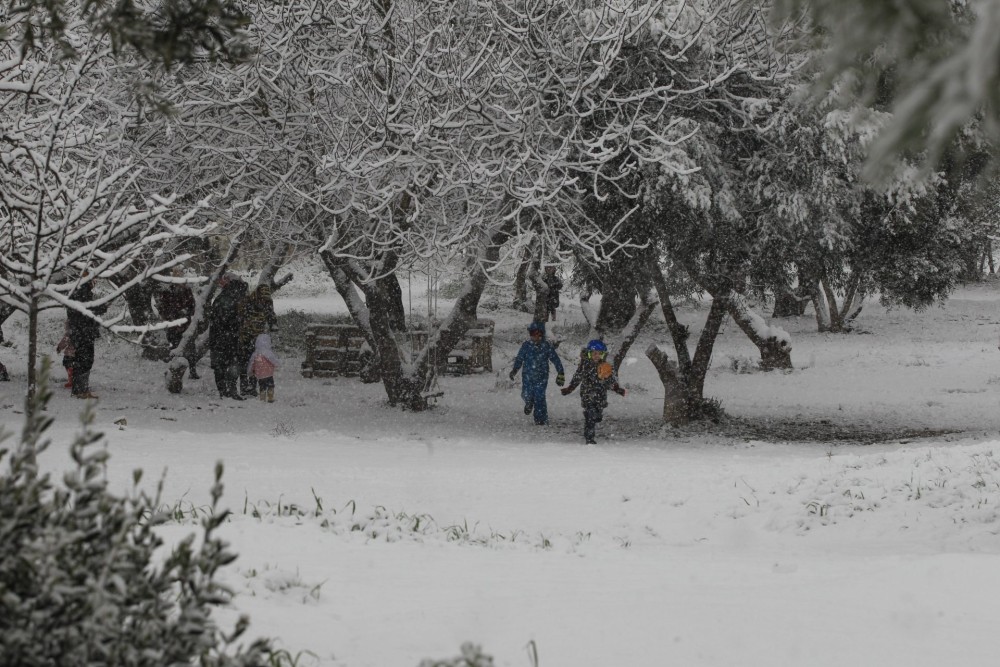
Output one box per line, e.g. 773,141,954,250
726,292,793,371
323,226,511,411
375,274,407,331
528,263,549,324
512,254,533,312
688,296,728,402
26,296,39,412
645,344,688,424
644,257,729,422
610,288,658,373
167,236,244,393
647,256,692,374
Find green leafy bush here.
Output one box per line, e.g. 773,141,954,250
0,362,271,667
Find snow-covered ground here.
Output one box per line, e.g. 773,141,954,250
3,277,1000,667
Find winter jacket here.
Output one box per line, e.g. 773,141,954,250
511,338,564,389
543,272,563,309
240,284,275,346
564,354,624,408
209,280,247,364
67,283,102,346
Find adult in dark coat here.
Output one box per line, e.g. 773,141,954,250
155,273,196,351
542,266,563,322
209,273,248,400
67,279,104,399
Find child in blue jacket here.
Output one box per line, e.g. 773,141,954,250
510,321,565,425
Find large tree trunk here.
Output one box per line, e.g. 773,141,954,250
166,236,244,394
323,226,511,411
810,275,863,333
511,253,534,312
726,292,793,370
645,343,688,424
609,288,658,372
26,296,39,412
645,257,729,423
528,263,550,324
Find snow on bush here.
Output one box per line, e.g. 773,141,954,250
0,365,271,667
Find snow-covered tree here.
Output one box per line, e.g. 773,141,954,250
747,90,982,332
772,0,1000,176
0,14,217,404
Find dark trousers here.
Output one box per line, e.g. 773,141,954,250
213,365,240,398
71,339,95,395
521,382,549,425
238,338,257,395
583,405,604,443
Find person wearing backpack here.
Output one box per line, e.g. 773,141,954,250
561,339,626,444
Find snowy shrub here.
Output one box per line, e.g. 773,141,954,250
727,355,758,374
271,418,297,438
418,642,495,667
0,363,271,667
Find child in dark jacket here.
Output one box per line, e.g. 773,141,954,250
561,339,626,444
510,321,565,425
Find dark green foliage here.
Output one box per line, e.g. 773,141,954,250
0,360,271,667
4,0,251,67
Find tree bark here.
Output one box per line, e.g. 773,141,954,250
322,225,511,411
726,292,793,370
528,263,549,324
610,288,658,373
512,253,533,312
644,257,729,421
645,343,688,424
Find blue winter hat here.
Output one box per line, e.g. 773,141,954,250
528,321,545,334
586,339,607,352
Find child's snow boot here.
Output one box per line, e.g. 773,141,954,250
266,388,274,403
64,367,74,388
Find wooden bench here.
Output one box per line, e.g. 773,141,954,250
301,319,495,379
301,323,370,378
400,319,495,376
441,319,494,375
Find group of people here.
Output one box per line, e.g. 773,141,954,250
208,272,280,402
49,270,280,402
510,321,626,445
